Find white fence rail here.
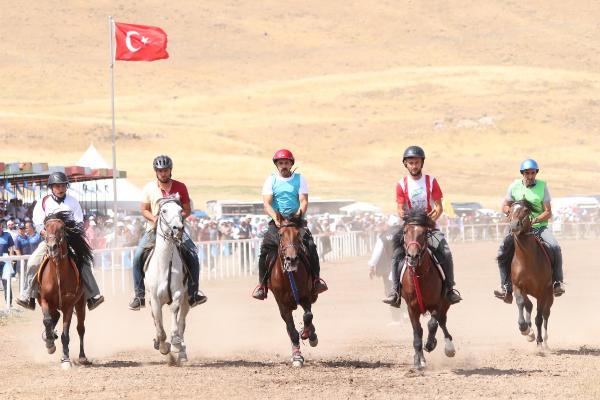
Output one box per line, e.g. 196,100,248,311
0,231,377,310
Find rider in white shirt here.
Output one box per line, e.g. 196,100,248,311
16,172,104,311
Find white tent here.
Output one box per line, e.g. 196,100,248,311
71,144,142,212
339,201,381,214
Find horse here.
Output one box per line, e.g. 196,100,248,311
503,199,553,347
145,197,190,365
268,213,318,368
38,211,94,369
398,208,456,369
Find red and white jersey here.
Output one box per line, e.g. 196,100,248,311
396,174,443,212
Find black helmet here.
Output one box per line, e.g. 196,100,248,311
153,155,173,170
402,145,426,161
48,172,69,186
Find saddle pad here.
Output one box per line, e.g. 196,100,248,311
36,256,81,287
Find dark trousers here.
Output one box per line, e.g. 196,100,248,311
132,231,200,298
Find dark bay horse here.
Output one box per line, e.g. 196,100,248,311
398,208,456,369
268,213,318,368
38,211,94,368
503,200,553,346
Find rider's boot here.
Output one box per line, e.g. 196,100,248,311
252,252,269,300
493,261,513,304
87,295,105,311
551,246,565,297
439,255,462,304
189,290,208,307
16,297,36,310
382,255,402,308
182,245,208,307
308,241,328,294
128,296,145,310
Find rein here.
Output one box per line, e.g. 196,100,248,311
404,226,429,314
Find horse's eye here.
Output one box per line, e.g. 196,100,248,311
162,209,167,213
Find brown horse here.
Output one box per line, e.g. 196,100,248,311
38,211,94,369
504,200,553,346
399,208,456,369
268,213,318,368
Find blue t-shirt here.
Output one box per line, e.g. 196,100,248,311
15,233,41,255
0,232,14,255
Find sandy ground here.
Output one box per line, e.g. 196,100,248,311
1,239,600,399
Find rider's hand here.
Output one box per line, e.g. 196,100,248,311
368,266,375,279
428,209,439,220
274,219,281,228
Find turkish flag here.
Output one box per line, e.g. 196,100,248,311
114,22,169,61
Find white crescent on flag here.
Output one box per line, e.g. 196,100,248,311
125,31,141,52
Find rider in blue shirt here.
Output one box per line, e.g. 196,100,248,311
252,149,328,300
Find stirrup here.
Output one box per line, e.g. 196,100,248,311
16,297,36,310
553,282,565,297
447,288,462,304
314,278,328,294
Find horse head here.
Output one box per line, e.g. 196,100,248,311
402,208,434,269
44,217,67,261
277,212,304,272
508,200,533,236
157,197,184,242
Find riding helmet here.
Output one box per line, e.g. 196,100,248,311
402,145,426,161
153,155,173,170
47,171,69,186
519,159,539,173
272,149,295,165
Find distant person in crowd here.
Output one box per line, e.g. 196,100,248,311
493,159,565,303
252,149,328,300
15,172,104,311
128,155,207,311
383,145,462,307
0,222,16,306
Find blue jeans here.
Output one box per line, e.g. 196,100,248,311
132,231,200,299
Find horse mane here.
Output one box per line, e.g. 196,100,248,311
510,198,540,214
403,208,434,228
45,211,94,268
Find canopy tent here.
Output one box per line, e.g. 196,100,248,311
72,144,142,213
339,201,381,214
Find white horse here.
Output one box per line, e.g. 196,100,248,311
145,197,190,365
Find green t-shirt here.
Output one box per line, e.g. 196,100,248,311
508,179,549,228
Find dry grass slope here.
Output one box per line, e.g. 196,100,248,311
2,1,599,209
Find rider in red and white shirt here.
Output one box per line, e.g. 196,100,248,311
383,145,462,307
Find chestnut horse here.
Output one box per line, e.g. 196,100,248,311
268,213,318,368
503,200,553,346
398,208,456,369
38,211,94,369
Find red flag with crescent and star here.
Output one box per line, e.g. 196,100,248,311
114,22,169,61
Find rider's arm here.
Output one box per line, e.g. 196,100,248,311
141,202,156,224
428,199,443,221
263,194,279,223
181,202,192,219
297,193,308,217
397,203,405,219
533,202,552,224
501,198,512,216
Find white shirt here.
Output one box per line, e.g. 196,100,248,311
33,194,84,231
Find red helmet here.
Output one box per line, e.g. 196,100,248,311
272,149,295,165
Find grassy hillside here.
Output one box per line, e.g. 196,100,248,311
1,1,599,211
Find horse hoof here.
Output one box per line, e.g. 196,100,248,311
78,357,91,366
309,336,318,347
179,351,188,363
167,352,178,366
153,338,159,351
444,339,456,357
47,345,56,354
425,338,437,353
300,330,310,341
61,359,72,370
292,360,304,368
527,331,536,342
160,342,171,355
519,325,530,335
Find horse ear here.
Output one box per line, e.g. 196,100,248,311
297,209,303,219
276,211,282,223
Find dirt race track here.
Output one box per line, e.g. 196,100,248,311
2,240,600,399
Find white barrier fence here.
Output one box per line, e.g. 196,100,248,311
0,231,377,311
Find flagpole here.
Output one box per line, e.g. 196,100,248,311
109,16,118,248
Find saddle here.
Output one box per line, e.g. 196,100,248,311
398,249,445,285
36,255,81,288
141,242,190,285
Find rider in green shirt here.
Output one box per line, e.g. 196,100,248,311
494,159,566,303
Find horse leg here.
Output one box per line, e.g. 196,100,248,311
514,289,529,335
75,296,89,365
278,303,303,367
168,300,186,366
150,297,169,355
535,303,544,348
176,300,190,363
60,305,74,369
542,306,551,349
438,311,456,357
523,295,535,342
407,306,425,369
301,303,318,347
41,304,57,354
424,315,438,353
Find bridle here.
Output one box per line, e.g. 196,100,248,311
278,222,305,271
509,203,533,236
44,219,68,261
404,223,429,269
156,199,184,245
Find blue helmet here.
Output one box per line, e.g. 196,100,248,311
519,159,539,172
